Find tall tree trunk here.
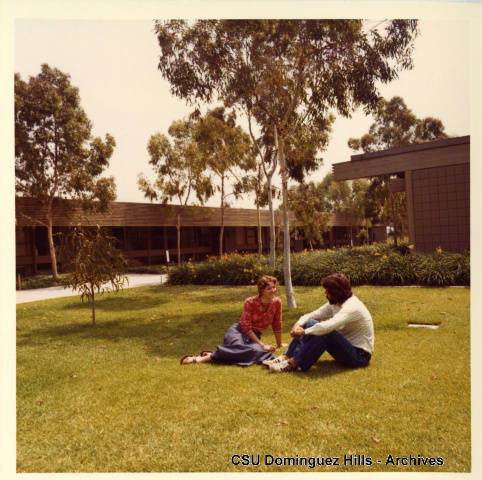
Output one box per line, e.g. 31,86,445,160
267,174,276,268
219,174,225,257
276,128,296,308
47,213,59,281
256,164,262,262
91,287,96,326
256,202,262,262
176,212,182,265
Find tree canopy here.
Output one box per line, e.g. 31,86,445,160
193,107,255,256
348,96,448,152
154,19,419,307
62,226,127,326
347,95,449,244
15,64,116,279
289,181,332,249
139,118,213,264
155,20,418,121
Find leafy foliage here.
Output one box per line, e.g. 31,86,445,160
15,64,117,279
154,19,419,308
139,117,214,264
348,96,448,153
62,227,128,326
17,274,67,290
289,182,332,248
168,244,469,287
327,177,370,246
193,107,255,256
347,96,450,244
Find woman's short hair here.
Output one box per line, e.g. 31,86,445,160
321,273,353,304
257,275,279,295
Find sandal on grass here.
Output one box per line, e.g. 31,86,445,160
200,350,213,357
180,355,198,365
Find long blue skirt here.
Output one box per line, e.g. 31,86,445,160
210,323,275,367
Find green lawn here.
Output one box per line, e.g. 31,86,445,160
16,285,470,472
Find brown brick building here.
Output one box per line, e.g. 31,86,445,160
333,136,470,253
16,197,374,276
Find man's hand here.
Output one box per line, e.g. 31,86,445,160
290,325,305,338
262,343,276,352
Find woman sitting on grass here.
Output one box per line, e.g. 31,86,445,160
181,275,284,366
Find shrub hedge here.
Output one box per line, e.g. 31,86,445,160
168,242,470,287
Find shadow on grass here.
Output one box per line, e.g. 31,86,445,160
16,308,239,354
165,285,255,305
199,358,355,379
61,294,170,312
298,359,365,379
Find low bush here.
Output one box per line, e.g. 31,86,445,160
17,266,167,290
168,243,470,287
17,274,67,290
126,264,168,274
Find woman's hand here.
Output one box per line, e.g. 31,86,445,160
262,343,276,352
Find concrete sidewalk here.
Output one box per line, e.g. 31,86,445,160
16,273,168,304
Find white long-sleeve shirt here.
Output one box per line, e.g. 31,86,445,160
295,295,374,354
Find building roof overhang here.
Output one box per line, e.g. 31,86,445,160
333,135,470,181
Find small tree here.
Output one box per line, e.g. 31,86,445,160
139,118,213,264
63,227,127,326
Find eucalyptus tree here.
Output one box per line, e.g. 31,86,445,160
245,114,278,266
154,19,419,307
193,107,255,257
348,96,449,245
348,96,448,153
288,182,332,250
328,179,370,247
15,64,116,280
138,118,213,264
233,163,265,261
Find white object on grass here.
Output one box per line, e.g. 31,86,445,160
408,323,440,329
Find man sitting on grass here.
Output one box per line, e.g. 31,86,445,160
265,273,374,373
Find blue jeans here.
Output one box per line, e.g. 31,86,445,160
285,320,371,371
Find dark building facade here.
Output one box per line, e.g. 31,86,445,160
15,198,277,275
16,197,387,276
333,136,470,253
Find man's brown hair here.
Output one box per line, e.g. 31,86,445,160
321,273,353,304
257,275,279,295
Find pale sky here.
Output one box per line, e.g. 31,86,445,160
12,16,471,208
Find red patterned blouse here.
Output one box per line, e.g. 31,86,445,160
239,295,282,336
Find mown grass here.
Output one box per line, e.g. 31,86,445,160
16,285,470,472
